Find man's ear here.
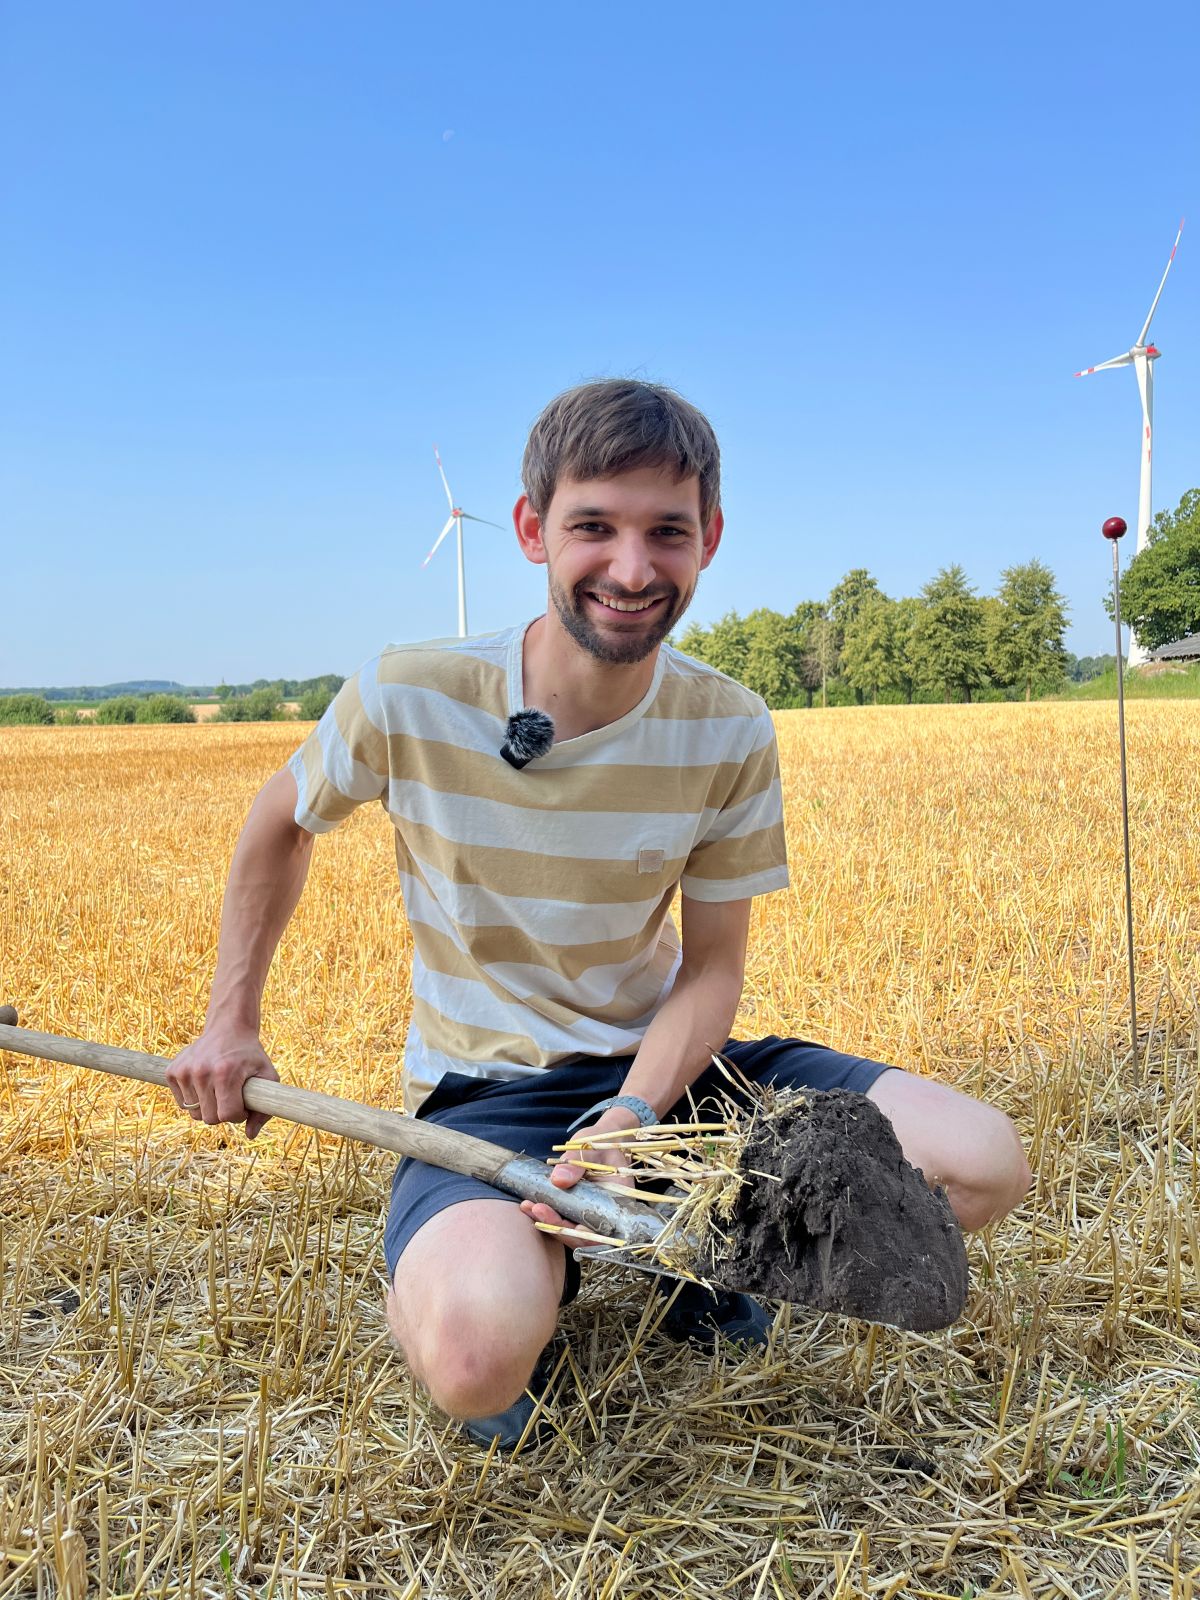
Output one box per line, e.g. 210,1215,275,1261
513,495,549,566
699,506,724,571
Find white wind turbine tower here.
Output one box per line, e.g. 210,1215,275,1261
1075,220,1184,665
421,445,506,638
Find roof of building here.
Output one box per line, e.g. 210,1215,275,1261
1149,632,1200,660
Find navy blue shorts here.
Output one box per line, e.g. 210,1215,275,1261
382,1035,897,1304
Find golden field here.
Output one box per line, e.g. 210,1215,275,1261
1,705,1198,1599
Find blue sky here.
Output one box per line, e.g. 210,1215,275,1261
2,1,1197,685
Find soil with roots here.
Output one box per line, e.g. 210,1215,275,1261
710,1089,970,1332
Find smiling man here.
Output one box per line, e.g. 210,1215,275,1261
167,379,1030,1452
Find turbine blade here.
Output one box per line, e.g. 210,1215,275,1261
1074,353,1134,376
422,516,456,566
458,512,508,530
432,445,455,510
1136,219,1184,347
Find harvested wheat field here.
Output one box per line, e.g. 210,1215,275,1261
1,704,1198,1599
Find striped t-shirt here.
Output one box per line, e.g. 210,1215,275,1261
290,623,789,1111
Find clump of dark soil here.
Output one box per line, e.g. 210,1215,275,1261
707,1090,969,1332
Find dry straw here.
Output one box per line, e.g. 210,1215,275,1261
2,707,1199,1597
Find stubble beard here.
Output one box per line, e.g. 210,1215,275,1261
549,574,695,665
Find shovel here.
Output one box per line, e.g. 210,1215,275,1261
0,1012,970,1331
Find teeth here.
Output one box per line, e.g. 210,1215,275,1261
592,595,657,612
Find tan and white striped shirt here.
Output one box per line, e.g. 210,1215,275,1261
290,623,789,1110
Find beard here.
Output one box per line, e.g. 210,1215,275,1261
549,573,694,665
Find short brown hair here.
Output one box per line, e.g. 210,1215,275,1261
522,379,721,526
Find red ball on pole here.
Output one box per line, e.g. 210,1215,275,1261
1102,516,1128,540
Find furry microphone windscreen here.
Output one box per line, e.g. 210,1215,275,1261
500,708,555,769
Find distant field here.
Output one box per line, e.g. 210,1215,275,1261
1051,662,1200,699
1,708,1197,1596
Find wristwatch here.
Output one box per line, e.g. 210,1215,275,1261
566,1094,659,1136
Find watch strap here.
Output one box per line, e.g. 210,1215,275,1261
565,1094,659,1136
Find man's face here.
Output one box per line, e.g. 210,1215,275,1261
516,465,723,666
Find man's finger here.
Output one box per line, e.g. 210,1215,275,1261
519,1199,616,1251
551,1143,624,1188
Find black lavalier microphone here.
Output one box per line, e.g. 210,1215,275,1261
500,708,555,769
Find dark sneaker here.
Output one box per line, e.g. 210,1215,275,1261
654,1278,772,1351
461,1363,550,1453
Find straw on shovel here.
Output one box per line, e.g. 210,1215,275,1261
0,1010,970,1332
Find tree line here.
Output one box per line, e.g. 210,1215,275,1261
677,561,1072,708
0,680,343,726
675,487,1200,710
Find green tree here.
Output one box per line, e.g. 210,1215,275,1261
217,683,284,722
245,684,285,720
987,559,1069,700
803,612,839,708
911,566,988,703
1065,652,1116,683
742,608,804,705
842,593,900,704
96,695,140,724
893,597,922,704
828,569,883,645
787,601,826,708
135,694,196,724
299,684,336,721
828,569,883,704
1116,488,1200,652
677,611,751,681
0,694,55,725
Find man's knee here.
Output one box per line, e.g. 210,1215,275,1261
383,1200,563,1418
937,1104,1030,1231
390,1289,554,1418
867,1070,1031,1233
428,1327,546,1419
967,1106,1032,1227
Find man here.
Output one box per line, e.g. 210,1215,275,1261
167,380,1030,1450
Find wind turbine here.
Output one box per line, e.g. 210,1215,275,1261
1075,220,1184,665
421,446,506,637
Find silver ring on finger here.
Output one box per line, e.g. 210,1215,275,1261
181,1101,201,1109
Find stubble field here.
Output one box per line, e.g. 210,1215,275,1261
1,705,1198,1599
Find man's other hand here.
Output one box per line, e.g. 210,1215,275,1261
166,1028,281,1140
519,1104,641,1249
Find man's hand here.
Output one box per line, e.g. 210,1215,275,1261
166,1027,281,1140
519,1104,642,1249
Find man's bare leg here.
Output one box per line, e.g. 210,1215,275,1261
385,1199,565,1420
867,1069,1031,1231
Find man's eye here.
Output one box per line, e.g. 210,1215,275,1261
655,527,689,538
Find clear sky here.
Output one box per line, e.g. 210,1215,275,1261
2,1,1197,685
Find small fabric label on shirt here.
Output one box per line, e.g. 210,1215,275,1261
638,848,665,874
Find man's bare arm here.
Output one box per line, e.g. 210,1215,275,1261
521,896,752,1234
165,766,315,1137
614,894,752,1118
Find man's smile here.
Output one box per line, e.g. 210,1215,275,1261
585,591,670,615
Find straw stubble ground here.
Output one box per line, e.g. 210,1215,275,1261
1,706,1197,1599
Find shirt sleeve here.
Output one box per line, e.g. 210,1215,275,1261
679,708,790,902
289,658,390,834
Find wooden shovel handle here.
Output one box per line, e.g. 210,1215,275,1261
0,1022,665,1244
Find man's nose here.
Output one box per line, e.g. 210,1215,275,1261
607,534,656,593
